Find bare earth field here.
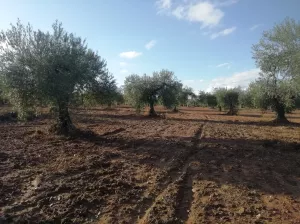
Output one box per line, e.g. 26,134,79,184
1,106,300,223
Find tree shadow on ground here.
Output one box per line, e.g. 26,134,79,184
71,107,121,112
76,128,300,198
2,121,300,223
286,116,300,119
176,107,218,113
73,112,300,128
236,114,263,118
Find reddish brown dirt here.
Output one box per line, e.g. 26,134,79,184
1,106,300,223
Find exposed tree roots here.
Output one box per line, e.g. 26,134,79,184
172,107,179,113
49,117,77,136
272,117,290,124
226,109,238,116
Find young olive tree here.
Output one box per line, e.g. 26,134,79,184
252,18,300,122
124,70,181,116
0,20,107,134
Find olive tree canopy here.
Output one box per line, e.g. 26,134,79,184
124,70,181,116
0,20,108,134
214,88,240,115
252,18,300,121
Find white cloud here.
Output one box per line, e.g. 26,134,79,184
120,62,127,66
158,0,238,30
156,0,172,10
169,2,224,28
210,26,236,39
172,5,185,19
206,68,260,92
216,62,231,69
119,51,142,59
145,40,157,50
250,24,263,31
216,62,229,67
120,69,129,74
187,2,224,29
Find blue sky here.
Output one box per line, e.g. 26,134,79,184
0,0,299,92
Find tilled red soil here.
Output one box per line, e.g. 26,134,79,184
1,106,300,223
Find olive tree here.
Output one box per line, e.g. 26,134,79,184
239,89,254,108
113,87,125,105
214,88,240,115
224,90,240,115
178,86,195,107
0,77,7,105
196,91,217,108
214,87,227,111
206,93,217,108
124,70,181,116
160,81,182,112
72,71,119,108
86,71,119,108
0,20,107,134
96,72,118,108
295,94,300,109
252,18,300,122
249,77,296,119
248,81,271,112
198,91,207,106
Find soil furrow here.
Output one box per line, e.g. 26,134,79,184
175,171,194,223
174,123,207,223
137,123,206,223
3,106,300,223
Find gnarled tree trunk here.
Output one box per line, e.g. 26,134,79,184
273,98,288,123
172,106,178,112
148,100,157,116
227,104,238,115
53,101,76,135
107,102,112,109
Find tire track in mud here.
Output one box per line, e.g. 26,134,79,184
137,121,207,224
192,122,205,147
175,122,206,223
175,171,193,222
